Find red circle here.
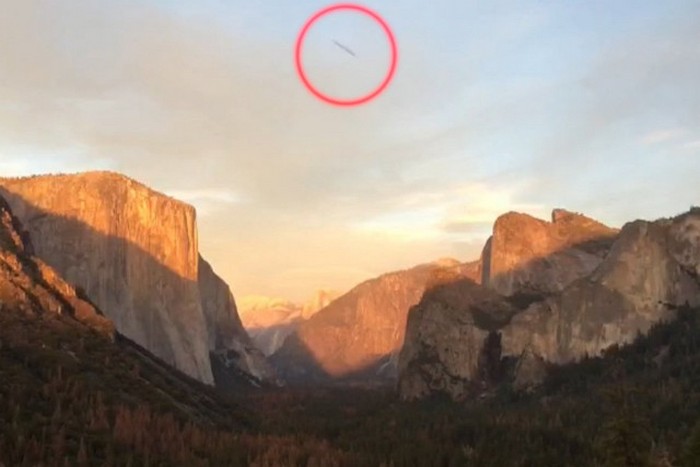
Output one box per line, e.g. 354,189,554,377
294,4,398,106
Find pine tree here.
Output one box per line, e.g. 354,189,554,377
77,437,88,466
597,386,652,467
682,420,700,466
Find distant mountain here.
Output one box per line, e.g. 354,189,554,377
240,296,301,329
239,290,339,356
398,208,700,400
0,172,273,387
272,259,480,383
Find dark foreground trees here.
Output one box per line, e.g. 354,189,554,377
4,305,700,465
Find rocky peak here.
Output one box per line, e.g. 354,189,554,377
551,208,593,224
240,296,300,329
482,209,618,296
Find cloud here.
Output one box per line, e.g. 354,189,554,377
164,188,242,215
683,140,700,150
0,149,115,178
0,0,542,221
1,1,698,300
0,160,34,178
641,128,687,145
513,6,700,223
165,189,241,204
351,182,546,241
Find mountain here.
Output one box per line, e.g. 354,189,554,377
240,296,300,329
240,296,300,356
1,191,352,465
398,208,700,400
0,192,258,464
6,182,700,465
272,259,480,383
0,172,272,387
481,209,618,297
239,290,339,356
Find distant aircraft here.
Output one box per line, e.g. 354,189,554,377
333,40,357,57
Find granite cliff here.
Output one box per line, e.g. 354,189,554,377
198,256,274,385
0,193,113,337
397,277,517,400
0,172,272,386
272,259,480,383
481,209,618,297
0,192,256,465
398,208,700,400
501,211,700,364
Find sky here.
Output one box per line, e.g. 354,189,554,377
0,0,699,302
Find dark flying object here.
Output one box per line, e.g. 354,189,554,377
333,40,357,57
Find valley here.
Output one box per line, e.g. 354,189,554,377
1,172,700,466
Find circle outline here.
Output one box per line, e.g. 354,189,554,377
294,4,398,106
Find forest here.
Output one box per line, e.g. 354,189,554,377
3,304,700,466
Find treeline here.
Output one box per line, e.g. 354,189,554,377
0,306,343,466
244,305,700,466
4,303,700,465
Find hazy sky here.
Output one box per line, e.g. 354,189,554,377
1,1,699,301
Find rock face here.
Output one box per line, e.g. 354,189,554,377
397,277,516,400
398,209,700,401
240,291,340,356
511,348,547,392
501,212,700,364
273,259,481,383
0,194,113,336
198,256,274,384
0,172,271,385
482,209,618,297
